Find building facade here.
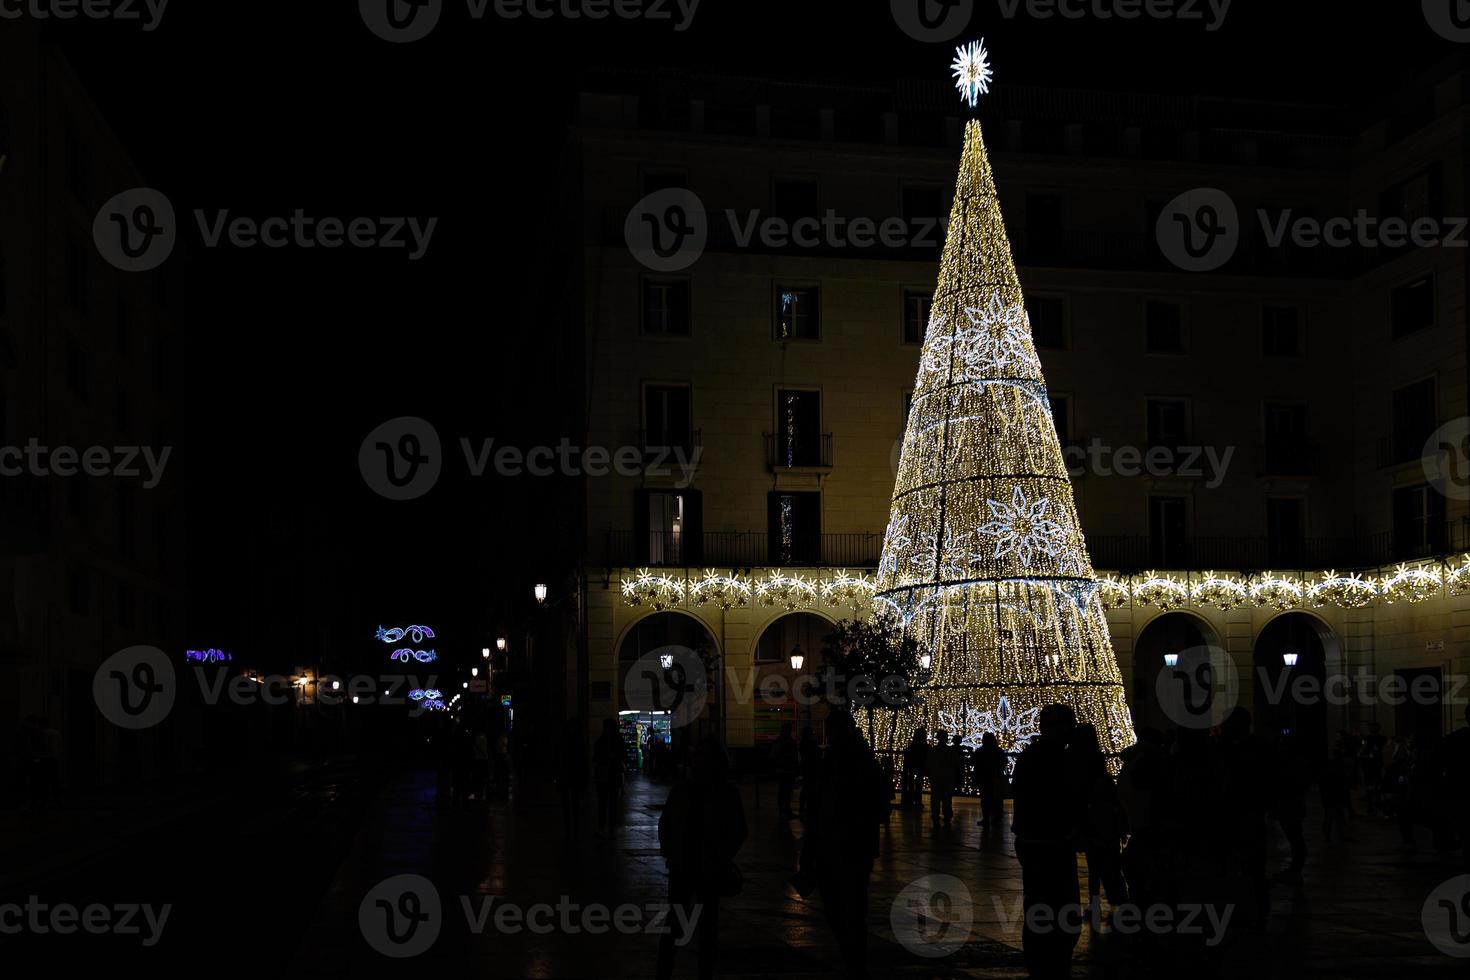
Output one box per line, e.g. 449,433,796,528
549,68,1470,758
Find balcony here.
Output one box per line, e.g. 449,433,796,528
764,432,833,472
596,530,883,568
1088,522,1470,573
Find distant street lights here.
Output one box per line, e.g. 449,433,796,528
534,583,549,604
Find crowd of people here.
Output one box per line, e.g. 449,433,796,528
541,702,1470,979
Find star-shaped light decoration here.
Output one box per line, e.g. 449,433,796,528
938,696,1041,751
978,486,1065,567
950,39,993,108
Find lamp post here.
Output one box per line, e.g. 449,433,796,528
497,636,507,652
534,583,549,604
1163,651,1180,668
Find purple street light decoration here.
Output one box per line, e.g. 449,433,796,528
376,625,436,644
185,649,232,663
390,648,439,664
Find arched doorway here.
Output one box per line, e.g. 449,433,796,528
616,612,720,772
1254,612,1336,754
751,612,833,745
1131,611,1227,734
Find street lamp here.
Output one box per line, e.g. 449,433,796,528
534,583,549,604
789,645,805,671
1163,651,1180,668
920,652,932,671
481,647,491,660
471,667,479,678
496,636,507,652
1282,651,1300,667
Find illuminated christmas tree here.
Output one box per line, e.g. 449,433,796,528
872,42,1136,770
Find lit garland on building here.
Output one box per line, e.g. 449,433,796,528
687,570,753,609
620,569,687,611
870,66,1137,771
1098,577,1132,611
1449,556,1470,598
1381,564,1443,604
1132,572,1190,611
755,570,820,611
1308,571,1379,610
820,570,878,607
1192,572,1249,611
1250,573,1304,612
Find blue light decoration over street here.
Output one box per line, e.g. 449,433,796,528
375,624,435,644
408,688,447,711
185,648,232,663
390,648,439,663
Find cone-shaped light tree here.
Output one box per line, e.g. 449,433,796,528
872,42,1136,769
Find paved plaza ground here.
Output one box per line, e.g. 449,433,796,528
286,768,1467,977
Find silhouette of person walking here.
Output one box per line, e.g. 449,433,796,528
901,726,927,809
592,718,625,836
802,709,888,978
928,729,960,829
1011,703,1085,980
656,736,747,980
974,731,1008,830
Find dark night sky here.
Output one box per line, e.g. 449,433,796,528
38,2,1457,642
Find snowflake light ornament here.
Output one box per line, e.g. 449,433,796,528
950,39,993,108
978,486,1065,567
938,696,1040,751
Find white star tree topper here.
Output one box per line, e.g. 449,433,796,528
951,39,993,108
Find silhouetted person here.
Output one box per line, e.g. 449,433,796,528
901,726,927,809
1436,703,1470,868
656,737,747,980
803,709,887,978
928,730,960,828
1218,707,1270,924
1011,704,1085,980
556,717,588,840
1072,723,1126,911
974,731,1008,830
592,718,624,835
773,722,798,819
798,726,822,821
1269,733,1309,883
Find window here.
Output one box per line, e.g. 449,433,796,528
1263,402,1311,475
1027,295,1067,349
642,278,690,336
1025,193,1064,260
1391,378,1437,465
1266,498,1305,567
768,491,821,565
1146,398,1189,450
643,383,692,452
1391,275,1435,339
774,389,824,467
636,489,702,566
1263,305,1301,357
640,171,686,196
1145,300,1185,353
777,286,819,341
1393,484,1446,557
772,178,818,224
1149,496,1188,567
1264,403,1309,440
902,290,931,345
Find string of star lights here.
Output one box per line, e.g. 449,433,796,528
618,569,877,612
871,42,1136,774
